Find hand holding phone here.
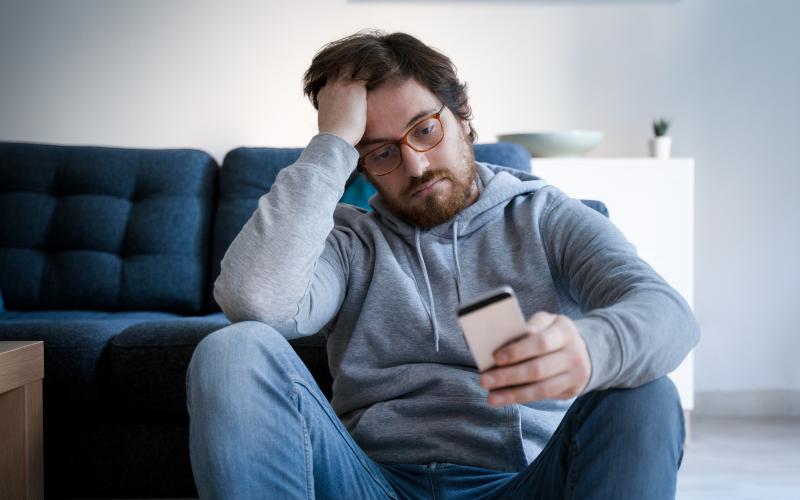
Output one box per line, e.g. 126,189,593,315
460,287,593,406
457,285,527,372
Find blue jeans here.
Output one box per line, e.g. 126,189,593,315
187,321,685,499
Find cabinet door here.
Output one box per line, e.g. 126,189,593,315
532,159,695,410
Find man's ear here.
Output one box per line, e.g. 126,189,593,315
459,119,471,139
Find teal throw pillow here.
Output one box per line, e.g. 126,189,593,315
339,174,378,211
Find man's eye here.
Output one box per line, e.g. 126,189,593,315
414,121,437,137
370,146,393,162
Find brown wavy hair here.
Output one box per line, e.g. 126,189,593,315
302,30,477,143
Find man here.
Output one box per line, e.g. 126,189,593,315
187,30,700,499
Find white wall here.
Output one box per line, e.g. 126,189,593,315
1,0,798,399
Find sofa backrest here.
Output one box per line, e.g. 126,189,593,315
208,142,535,311
0,142,217,313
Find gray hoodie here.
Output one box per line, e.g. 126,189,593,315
214,133,700,472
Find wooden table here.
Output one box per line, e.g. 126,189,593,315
0,341,44,500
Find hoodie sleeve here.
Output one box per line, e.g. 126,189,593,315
539,187,700,394
213,133,359,339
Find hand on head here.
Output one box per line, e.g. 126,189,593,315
316,67,368,147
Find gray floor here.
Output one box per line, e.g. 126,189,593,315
677,416,800,500
108,416,799,500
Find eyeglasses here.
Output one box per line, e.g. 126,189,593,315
357,104,447,177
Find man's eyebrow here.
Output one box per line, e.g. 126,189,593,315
358,107,438,147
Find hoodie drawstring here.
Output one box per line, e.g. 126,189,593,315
453,221,464,304
414,227,440,351
414,223,466,353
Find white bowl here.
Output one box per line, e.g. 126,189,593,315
497,131,604,157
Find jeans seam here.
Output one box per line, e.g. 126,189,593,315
185,363,192,414
565,391,603,499
677,401,686,469
566,431,580,499
502,393,602,499
429,464,439,500
292,389,314,500
498,413,568,499
291,378,397,499
506,392,601,499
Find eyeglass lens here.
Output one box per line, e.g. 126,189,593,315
362,116,444,175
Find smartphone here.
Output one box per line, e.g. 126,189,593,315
457,285,528,372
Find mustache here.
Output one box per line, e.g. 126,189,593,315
406,171,452,196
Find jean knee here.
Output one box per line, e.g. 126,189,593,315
638,376,682,418
605,377,684,444
186,321,293,408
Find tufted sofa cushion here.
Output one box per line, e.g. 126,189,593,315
0,142,217,313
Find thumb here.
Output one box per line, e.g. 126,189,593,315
526,311,558,334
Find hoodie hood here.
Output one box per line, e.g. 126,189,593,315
367,162,548,351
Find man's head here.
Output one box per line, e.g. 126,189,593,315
303,30,481,229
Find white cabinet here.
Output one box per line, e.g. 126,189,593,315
530,158,696,411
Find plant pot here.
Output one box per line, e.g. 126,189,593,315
650,136,672,159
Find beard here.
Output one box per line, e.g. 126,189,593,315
370,137,479,229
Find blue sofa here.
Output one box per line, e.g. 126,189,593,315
0,140,606,499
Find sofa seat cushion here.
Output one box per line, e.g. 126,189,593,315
111,315,334,416
110,313,231,415
0,310,186,413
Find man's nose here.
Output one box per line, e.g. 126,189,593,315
399,144,430,177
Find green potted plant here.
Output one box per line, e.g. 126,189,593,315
650,117,672,159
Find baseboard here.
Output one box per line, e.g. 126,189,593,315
694,389,800,418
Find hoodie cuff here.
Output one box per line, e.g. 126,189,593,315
295,133,358,188
297,133,360,182
574,316,623,395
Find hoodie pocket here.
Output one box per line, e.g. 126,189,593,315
349,395,530,472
